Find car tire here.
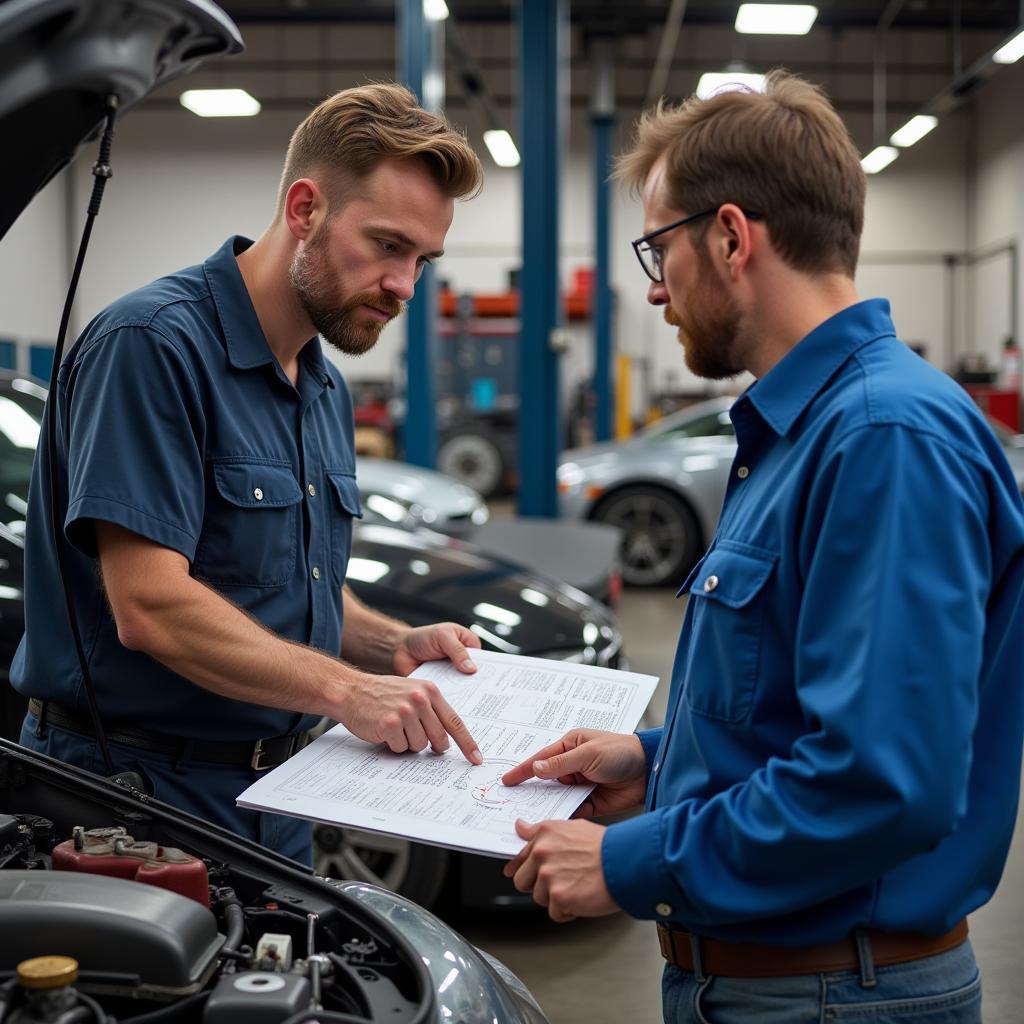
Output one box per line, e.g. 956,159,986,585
592,485,702,588
313,824,450,908
437,431,505,497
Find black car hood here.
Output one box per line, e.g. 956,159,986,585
0,0,242,240
349,523,620,661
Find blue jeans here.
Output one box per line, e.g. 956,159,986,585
20,713,312,866
662,938,981,1024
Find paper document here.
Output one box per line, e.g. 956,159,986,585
237,648,658,858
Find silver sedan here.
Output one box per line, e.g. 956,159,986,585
558,398,736,587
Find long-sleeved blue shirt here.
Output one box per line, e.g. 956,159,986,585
602,299,1024,945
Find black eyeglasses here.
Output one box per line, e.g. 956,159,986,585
632,208,763,283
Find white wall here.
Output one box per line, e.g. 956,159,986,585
0,93,1006,408
966,60,1024,374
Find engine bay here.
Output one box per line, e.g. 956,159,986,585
0,744,436,1024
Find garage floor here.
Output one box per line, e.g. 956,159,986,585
455,585,1024,1024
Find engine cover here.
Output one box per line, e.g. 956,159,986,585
0,870,223,995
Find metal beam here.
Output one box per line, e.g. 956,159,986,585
398,0,442,468
591,36,615,442
518,0,565,517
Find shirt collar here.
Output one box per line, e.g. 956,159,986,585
203,236,293,372
744,298,897,437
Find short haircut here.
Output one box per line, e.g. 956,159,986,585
616,70,865,277
276,82,482,216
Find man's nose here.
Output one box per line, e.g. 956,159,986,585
647,279,669,306
381,264,417,303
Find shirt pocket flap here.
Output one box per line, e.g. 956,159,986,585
327,472,364,518
212,460,303,509
689,545,777,609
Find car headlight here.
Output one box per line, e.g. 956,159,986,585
335,882,550,1024
556,462,584,492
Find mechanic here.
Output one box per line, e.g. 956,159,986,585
12,83,485,865
501,71,1024,1023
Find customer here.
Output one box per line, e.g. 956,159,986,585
13,83,485,865
502,71,1024,1023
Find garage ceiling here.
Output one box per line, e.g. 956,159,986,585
149,1,1023,152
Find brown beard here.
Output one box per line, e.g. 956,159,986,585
289,226,404,356
665,244,744,380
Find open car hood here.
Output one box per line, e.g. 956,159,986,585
0,0,242,240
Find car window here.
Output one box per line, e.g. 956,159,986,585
648,409,735,442
0,380,44,535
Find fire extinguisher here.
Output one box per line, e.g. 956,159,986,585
1000,337,1021,391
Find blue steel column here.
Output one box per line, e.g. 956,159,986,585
591,38,615,442
518,0,566,516
399,0,441,467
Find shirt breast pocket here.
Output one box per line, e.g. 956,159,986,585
194,459,303,588
326,471,363,586
682,543,777,723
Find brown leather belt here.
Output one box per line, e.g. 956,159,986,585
28,698,310,771
656,919,968,978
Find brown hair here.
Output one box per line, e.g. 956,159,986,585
276,82,482,216
616,70,865,277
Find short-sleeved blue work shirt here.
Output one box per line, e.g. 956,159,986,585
11,236,362,741
602,299,1024,945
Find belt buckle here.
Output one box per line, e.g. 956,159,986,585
251,738,274,772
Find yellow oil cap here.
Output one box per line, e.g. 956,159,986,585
16,956,79,990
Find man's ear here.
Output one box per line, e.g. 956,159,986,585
716,204,754,279
283,178,326,241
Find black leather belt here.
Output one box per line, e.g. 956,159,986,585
28,699,310,771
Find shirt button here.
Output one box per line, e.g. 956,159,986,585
656,902,673,917
703,575,719,593
737,466,750,479
311,567,321,580
307,483,316,497
253,487,264,501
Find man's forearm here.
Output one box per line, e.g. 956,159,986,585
340,584,410,673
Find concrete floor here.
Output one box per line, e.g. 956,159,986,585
455,585,1024,1024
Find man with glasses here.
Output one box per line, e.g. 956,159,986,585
13,84,486,866
502,71,1024,1023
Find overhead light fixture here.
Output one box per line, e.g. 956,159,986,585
424,0,449,21
993,28,1024,64
483,129,520,168
696,72,767,99
861,146,899,174
180,88,260,117
735,4,818,35
889,114,938,147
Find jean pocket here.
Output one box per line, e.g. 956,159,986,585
682,543,777,722
825,970,981,1020
194,458,302,587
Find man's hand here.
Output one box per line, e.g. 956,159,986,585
340,671,482,765
503,818,619,922
392,623,482,678
501,729,649,819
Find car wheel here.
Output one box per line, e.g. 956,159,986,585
437,431,505,497
592,486,702,587
313,824,450,908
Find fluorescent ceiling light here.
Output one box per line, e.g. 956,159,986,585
696,72,766,99
483,129,520,167
735,4,818,35
424,0,449,21
861,146,899,174
993,28,1024,64
889,114,938,147
180,88,260,117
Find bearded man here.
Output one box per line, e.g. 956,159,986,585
13,84,485,865
502,72,1024,1024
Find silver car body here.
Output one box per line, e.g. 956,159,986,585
558,398,737,583
357,457,489,536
